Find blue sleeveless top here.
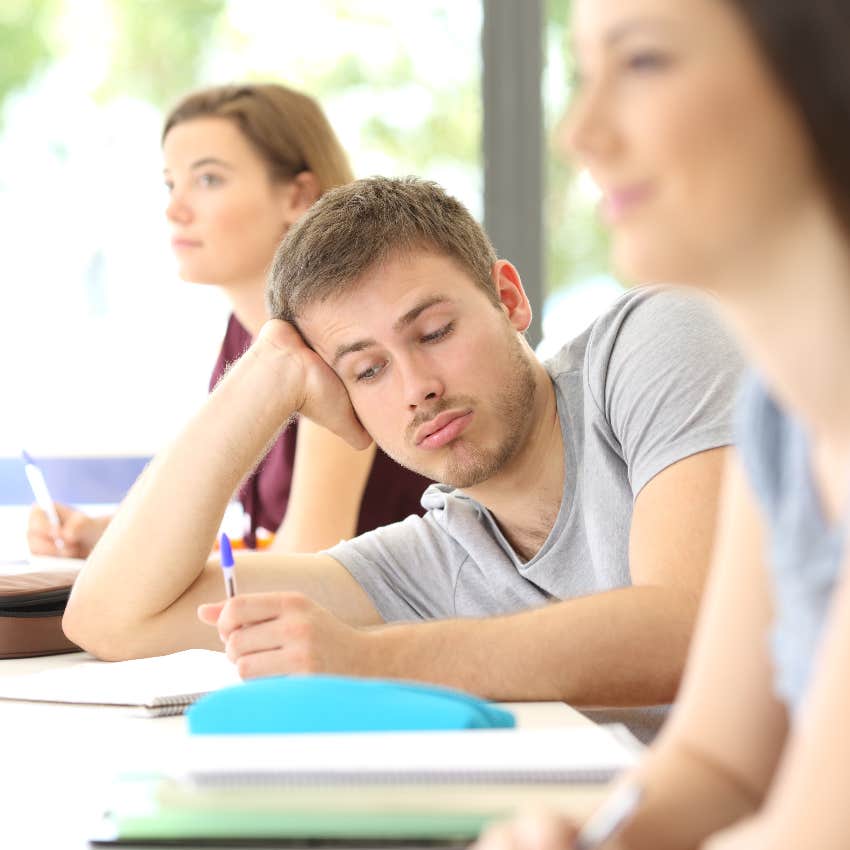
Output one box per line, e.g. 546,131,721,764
736,372,849,714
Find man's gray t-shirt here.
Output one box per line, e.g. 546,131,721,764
326,286,744,741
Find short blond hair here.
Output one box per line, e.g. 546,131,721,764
267,176,500,322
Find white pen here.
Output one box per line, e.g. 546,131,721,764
574,781,643,850
21,450,64,551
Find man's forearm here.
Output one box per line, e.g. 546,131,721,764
367,585,699,706
64,341,301,651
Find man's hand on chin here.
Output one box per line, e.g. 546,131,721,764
197,592,379,679
255,319,371,451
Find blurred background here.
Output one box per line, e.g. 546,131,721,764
0,0,617,478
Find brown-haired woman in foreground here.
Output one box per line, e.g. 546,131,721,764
478,1,850,849
27,83,430,556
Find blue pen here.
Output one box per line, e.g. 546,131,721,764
21,450,64,551
219,532,238,598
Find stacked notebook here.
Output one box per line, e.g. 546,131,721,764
0,648,642,844
91,726,641,845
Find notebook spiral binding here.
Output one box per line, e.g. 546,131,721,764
143,693,208,717
188,767,620,787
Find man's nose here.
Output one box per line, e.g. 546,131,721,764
400,357,445,412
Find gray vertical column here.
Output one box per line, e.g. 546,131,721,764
482,0,544,348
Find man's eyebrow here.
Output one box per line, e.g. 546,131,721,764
332,296,451,369
392,296,450,333
332,338,377,369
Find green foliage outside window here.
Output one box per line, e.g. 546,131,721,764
0,0,61,122
96,0,228,107
0,0,609,295
545,0,613,291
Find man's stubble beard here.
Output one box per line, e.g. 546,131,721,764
386,332,538,489
440,334,537,488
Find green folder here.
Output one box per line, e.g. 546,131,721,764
91,773,580,846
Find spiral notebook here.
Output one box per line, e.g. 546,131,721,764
92,726,641,845
0,649,241,716
180,725,641,785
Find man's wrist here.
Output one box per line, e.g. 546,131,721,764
222,334,305,420
355,625,402,679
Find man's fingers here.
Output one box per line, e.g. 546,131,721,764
299,366,372,450
197,602,225,626
329,408,372,451
223,613,316,663
255,318,305,351
235,646,299,679
255,319,372,450
214,592,311,638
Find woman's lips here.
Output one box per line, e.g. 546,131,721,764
171,237,202,250
601,184,652,223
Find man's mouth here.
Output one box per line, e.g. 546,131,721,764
414,409,474,450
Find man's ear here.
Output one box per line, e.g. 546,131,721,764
491,259,533,333
280,171,322,225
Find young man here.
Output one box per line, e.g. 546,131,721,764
64,177,743,740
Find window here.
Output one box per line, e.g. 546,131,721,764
540,0,622,356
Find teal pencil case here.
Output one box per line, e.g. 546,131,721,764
186,675,515,735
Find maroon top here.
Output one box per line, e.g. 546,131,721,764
210,314,431,548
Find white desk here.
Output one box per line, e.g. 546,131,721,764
0,652,610,849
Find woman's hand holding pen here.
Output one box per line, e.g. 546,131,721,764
700,816,774,850
197,591,375,679
27,504,111,558
255,319,371,451
475,812,582,850
474,779,643,850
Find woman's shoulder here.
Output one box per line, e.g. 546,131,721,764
735,369,800,517
210,315,252,390
219,314,252,359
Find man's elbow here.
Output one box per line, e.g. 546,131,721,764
62,597,141,661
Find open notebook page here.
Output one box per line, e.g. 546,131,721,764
0,555,86,576
0,649,241,714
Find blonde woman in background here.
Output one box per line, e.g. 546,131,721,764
28,83,430,556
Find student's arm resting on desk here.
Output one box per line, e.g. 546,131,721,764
477,455,788,850
370,445,726,706
272,419,377,552
200,445,726,706
62,320,378,660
